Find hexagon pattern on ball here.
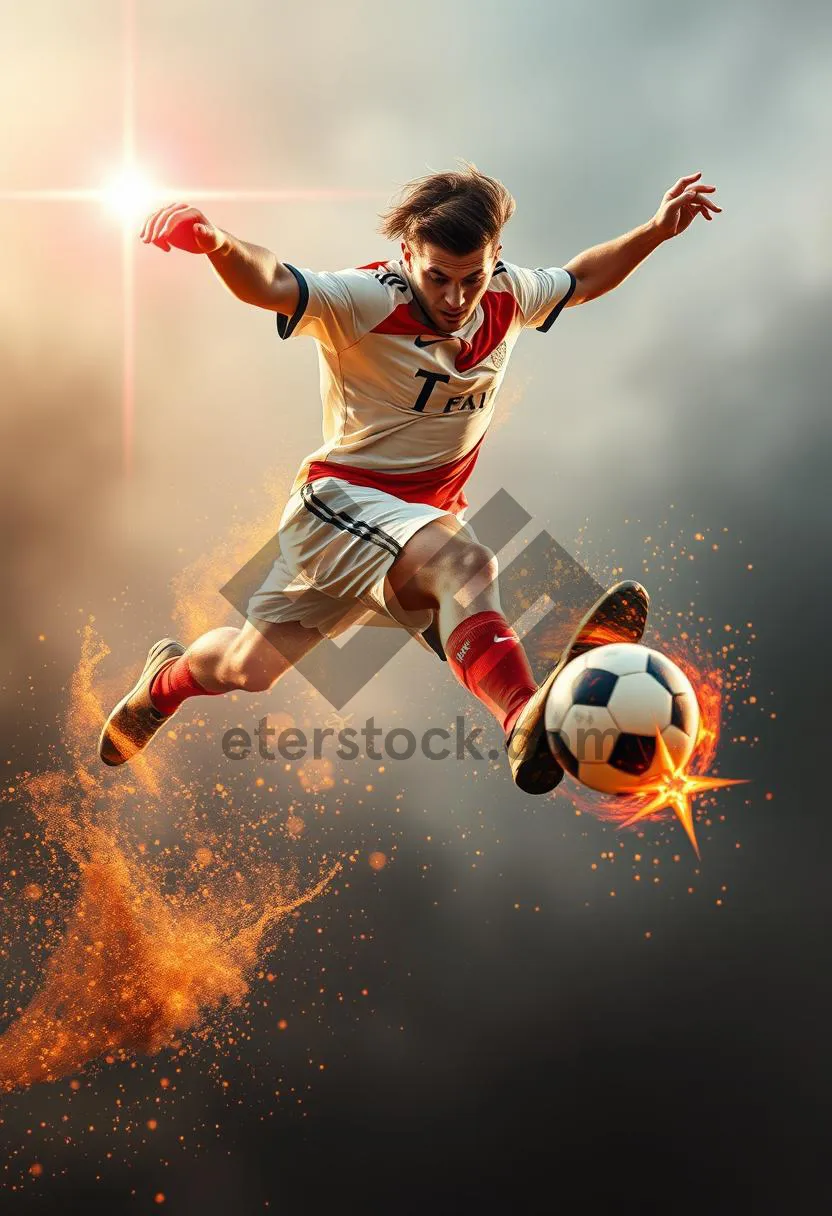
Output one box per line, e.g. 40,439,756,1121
607,671,672,736
544,643,700,796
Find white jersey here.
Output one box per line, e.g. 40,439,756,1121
277,257,575,512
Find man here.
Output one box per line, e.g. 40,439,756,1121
99,163,720,793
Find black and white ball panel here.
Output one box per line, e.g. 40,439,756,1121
544,643,700,795
572,667,618,708
609,732,656,775
671,691,698,736
647,651,691,696
559,704,619,763
607,672,672,736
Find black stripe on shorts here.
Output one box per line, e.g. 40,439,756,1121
300,483,402,559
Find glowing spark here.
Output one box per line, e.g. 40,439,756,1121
100,167,159,226
618,730,748,857
0,0,379,473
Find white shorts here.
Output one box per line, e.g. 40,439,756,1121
246,477,466,642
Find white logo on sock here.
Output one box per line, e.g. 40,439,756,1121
493,634,514,643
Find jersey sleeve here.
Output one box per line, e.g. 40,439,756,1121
275,265,390,352
498,261,577,332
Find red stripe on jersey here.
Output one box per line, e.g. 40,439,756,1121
370,302,439,337
454,291,517,371
306,438,484,515
369,295,518,369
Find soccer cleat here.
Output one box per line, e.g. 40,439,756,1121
506,580,650,795
98,638,185,767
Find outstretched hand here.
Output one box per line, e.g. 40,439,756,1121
139,203,223,254
653,173,721,241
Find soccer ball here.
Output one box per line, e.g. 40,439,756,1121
544,643,700,795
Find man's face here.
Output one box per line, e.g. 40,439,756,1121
401,238,502,334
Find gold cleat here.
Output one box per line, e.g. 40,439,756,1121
506,580,650,795
98,638,185,766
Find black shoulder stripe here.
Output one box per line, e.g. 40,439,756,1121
375,270,408,293
536,271,577,333
276,264,309,340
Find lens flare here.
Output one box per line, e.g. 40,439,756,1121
100,167,158,225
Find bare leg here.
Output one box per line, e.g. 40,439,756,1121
99,618,324,766
385,515,501,645
185,618,322,693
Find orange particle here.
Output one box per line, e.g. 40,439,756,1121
765,792,774,801
368,851,387,871
194,848,213,867
24,883,43,900
147,1119,157,1131
29,1163,43,1177
277,1019,288,1031
159,1077,170,1089
69,1080,80,1091
286,815,305,839
154,1194,165,1205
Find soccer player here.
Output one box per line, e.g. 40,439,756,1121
99,164,720,793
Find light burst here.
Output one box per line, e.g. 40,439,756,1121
0,0,377,474
618,730,748,858
100,167,159,226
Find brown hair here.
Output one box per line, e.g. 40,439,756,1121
378,161,515,255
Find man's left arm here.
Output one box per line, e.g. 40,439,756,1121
564,172,721,307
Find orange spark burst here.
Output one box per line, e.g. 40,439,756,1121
618,730,748,858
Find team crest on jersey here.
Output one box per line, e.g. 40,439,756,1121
491,340,507,369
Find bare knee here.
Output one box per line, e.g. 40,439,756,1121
389,520,497,611
434,538,498,603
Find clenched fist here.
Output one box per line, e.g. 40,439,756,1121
139,203,224,254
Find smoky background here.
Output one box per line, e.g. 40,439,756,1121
1,0,831,1211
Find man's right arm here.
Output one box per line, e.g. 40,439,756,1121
207,232,299,316
139,202,299,317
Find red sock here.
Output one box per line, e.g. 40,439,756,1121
446,611,536,736
149,655,221,716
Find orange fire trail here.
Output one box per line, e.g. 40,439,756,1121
0,511,337,1092
568,636,748,855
